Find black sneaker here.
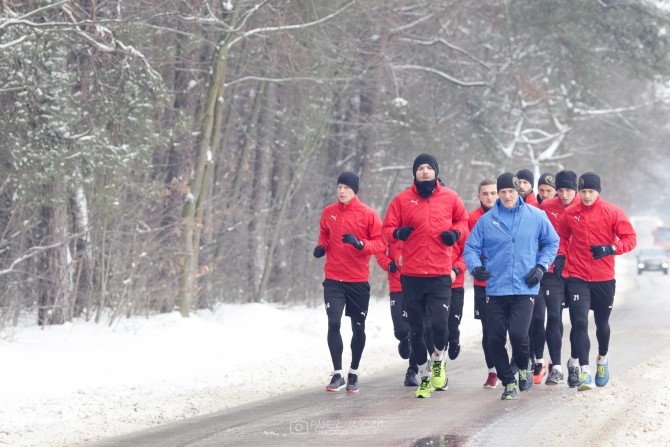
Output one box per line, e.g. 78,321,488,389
518,369,533,391
448,341,460,360
404,368,420,386
501,383,519,400
326,373,345,392
567,362,580,388
398,336,411,359
346,373,359,393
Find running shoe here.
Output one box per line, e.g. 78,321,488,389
518,369,533,391
483,372,499,389
346,373,359,393
448,341,461,360
501,383,519,400
416,376,433,398
431,359,448,390
578,372,595,391
404,368,420,387
567,362,580,388
532,362,547,384
326,373,345,392
596,357,609,387
545,366,564,385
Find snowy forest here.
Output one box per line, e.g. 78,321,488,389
0,0,669,327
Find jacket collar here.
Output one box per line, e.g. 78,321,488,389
337,195,360,211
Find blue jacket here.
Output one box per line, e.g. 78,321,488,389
464,197,559,296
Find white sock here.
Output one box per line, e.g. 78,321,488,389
488,367,496,374
568,357,580,367
349,368,359,376
418,362,430,377
535,358,544,365
333,369,343,376
431,350,445,362
581,365,590,374
597,355,608,365
552,364,562,372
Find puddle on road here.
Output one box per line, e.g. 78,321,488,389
412,434,467,446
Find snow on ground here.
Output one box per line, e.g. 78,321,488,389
0,258,668,447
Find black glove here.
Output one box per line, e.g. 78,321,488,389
393,226,415,241
472,266,491,281
591,244,616,260
440,230,460,246
553,255,565,277
313,245,326,258
525,264,545,286
342,233,364,250
388,260,397,273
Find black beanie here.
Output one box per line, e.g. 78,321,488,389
578,172,601,192
497,172,521,192
337,171,359,194
412,154,439,177
555,170,578,191
516,169,534,185
538,173,556,189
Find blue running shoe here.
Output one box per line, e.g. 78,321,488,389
596,357,609,387
578,372,594,391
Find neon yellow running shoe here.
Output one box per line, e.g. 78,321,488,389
431,359,448,390
416,376,433,398
578,372,594,391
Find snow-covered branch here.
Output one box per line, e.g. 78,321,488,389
0,34,28,49
399,37,490,69
392,64,490,87
225,75,352,87
0,232,87,277
226,1,355,49
61,5,162,82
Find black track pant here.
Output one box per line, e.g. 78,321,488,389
448,287,465,346
401,275,451,367
474,285,495,369
486,295,534,386
389,291,418,371
531,273,565,364
566,278,616,366
323,279,370,371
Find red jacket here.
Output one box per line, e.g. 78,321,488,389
317,195,387,282
468,205,489,286
451,236,467,288
540,195,580,275
382,182,469,277
375,240,402,292
524,193,540,208
557,196,637,281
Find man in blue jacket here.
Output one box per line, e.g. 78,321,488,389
464,172,559,400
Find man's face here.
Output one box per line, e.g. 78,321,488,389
477,184,498,208
579,189,599,207
517,179,533,198
498,188,519,209
415,164,436,182
538,184,556,202
337,184,355,204
557,188,577,207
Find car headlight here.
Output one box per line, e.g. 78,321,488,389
638,263,645,268
663,262,669,268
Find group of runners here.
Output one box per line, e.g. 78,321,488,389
313,153,636,399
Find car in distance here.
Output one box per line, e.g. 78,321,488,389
637,247,669,275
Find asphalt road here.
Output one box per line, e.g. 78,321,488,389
86,264,670,447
